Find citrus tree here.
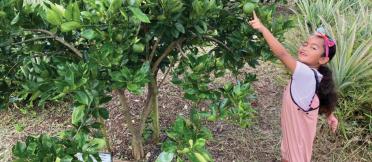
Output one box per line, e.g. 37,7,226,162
0,0,291,161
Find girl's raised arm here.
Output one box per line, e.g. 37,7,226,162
249,11,296,73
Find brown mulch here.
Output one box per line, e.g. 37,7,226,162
104,61,288,161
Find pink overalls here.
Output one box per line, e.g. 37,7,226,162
280,61,323,162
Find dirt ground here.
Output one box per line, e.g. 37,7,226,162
1,62,370,162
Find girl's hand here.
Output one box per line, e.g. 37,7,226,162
327,113,338,133
248,11,266,33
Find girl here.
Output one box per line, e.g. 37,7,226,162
248,11,338,162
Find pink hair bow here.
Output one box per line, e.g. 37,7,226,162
316,28,336,58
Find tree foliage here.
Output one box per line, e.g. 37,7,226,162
0,0,292,160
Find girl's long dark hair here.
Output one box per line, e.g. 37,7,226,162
318,43,337,115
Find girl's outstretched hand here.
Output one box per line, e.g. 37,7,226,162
327,113,338,133
248,11,266,32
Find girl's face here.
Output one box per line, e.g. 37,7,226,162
298,35,329,68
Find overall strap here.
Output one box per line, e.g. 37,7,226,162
301,69,320,113
311,69,320,93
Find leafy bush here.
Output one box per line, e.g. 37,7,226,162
158,116,213,162
12,133,106,162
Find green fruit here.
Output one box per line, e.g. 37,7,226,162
0,11,6,17
132,43,144,53
115,34,123,42
243,2,255,14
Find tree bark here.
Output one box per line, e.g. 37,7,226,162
116,89,144,160
150,75,160,143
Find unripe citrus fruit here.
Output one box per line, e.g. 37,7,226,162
243,3,255,14
132,43,145,53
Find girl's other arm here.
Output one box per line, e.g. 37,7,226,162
249,11,296,73
326,112,338,133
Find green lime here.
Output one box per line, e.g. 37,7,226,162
0,11,6,17
132,43,145,53
243,2,255,14
115,34,123,42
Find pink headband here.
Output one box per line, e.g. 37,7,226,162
316,31,336,58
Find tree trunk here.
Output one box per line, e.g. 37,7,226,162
131,134,144,160
150,74,160,143
116,89,144,160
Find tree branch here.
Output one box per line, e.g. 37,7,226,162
151,37,186,73
149,33,163,62
26,29,83,58
139,71,158,135
139,89,153,135
157,42,186,88
116,89,138,135
158,62,173,89
0,36,55,47
202,35,233,53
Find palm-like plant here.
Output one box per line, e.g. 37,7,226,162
287,0,372,95
322,4,372,94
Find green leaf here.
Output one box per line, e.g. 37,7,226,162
81,11,92,20
128,6,150,23
194,25,204,34
194,138,206,148
11,13,20,25
171,29,180,38
75,91,90,105
99,96,112,104
61,21,81,32
72,2,80,22
56,156,73,162
24,142,36,156
81,29,96,40
90,122,103,129
51,4,65,17
46,9,62,25
65,3,74,21
155,152,174,162
75,131,88,148
40,134,53,149
98,108,109,119
72,105,85,125
127,83,140,93
82,138,106,153
193,152,208,162
109,0,122,13
12,141,26,157
65,2,79,21
175,23,185,33
15,123,25,132
91,138,106,149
